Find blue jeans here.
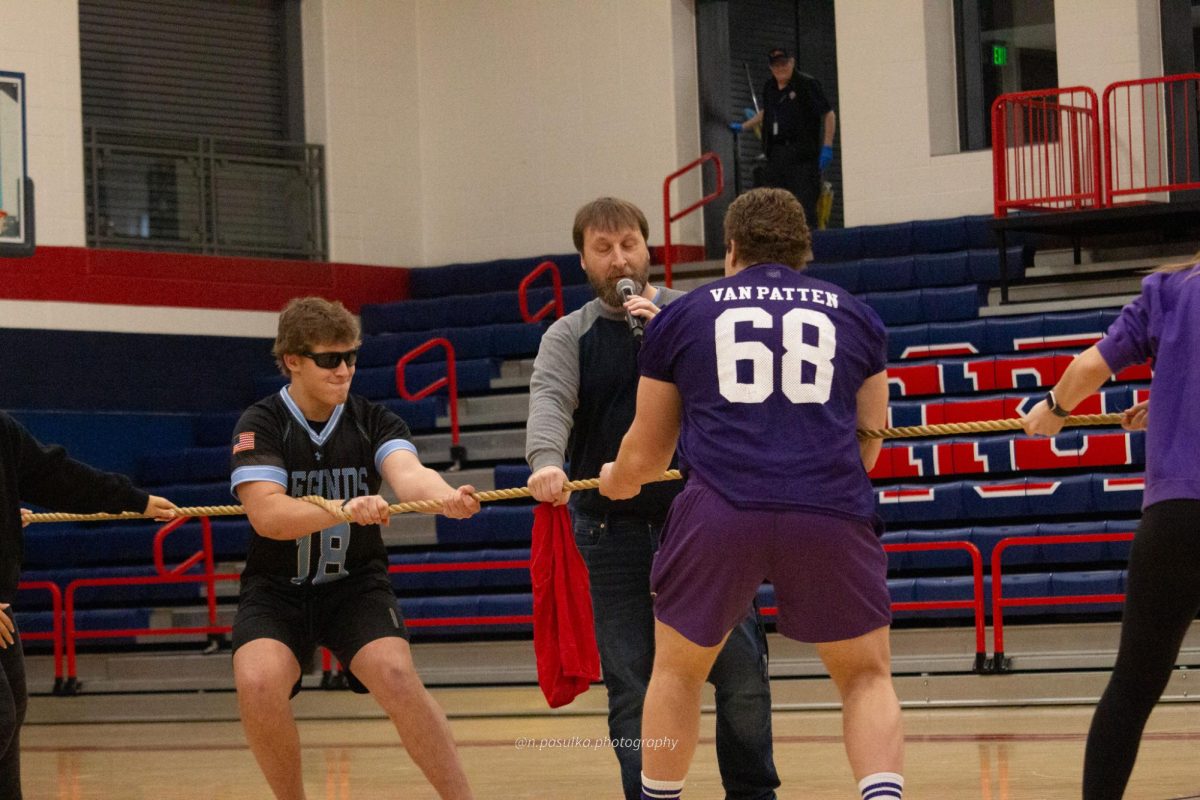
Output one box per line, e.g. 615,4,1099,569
574,508,779,800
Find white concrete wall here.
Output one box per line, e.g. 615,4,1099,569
306,0,703,267
0,0,86,246
835,0,1164,226
302,0,425,267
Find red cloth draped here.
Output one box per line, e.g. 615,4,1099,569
530,503,601,708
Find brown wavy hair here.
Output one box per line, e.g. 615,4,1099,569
272,296,361,376
723,187,811,270
572,197,650,253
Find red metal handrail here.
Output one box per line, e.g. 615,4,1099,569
395,337,460,449
1102,73,1200,205
990,532,1134,671
518,260,564,323
64,572,241,682
662,152,724,288
154,515,219,629
17,580,64,691
991,87,1102,217
63,515,240,686
763,541,987,671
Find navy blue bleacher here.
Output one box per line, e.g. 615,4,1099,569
406,254,586,299
17,210,1149,659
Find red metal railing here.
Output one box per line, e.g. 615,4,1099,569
992,87,1102,217
396,337,461,459
17,580,65,692
1103,73,1200,206
990,532,1134,672
518,261,564,323
63,516,240,688
662,152,723,288
762,541,988,672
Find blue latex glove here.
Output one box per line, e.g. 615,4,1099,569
729,121,744,133
819,144,834,171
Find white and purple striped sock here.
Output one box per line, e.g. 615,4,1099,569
859,771,904,800
640,772,685,800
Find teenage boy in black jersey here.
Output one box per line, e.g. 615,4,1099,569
230,297,479,800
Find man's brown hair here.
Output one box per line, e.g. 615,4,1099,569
723,187,812,270
272,296,361,376
572,197,650,252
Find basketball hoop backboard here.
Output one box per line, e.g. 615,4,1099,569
0,71,34,257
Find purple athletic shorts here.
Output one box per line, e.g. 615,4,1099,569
650,479,892,647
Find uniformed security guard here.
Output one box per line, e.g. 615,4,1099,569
734,46,836,227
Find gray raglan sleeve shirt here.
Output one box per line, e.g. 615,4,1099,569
525,312,584,473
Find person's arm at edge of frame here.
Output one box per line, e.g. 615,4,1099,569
10,413,177,521
1020,345,1114,438
857,370,889,472
525,321,581,506
598,377,682,500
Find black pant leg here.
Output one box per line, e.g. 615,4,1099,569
762,146,820,229
0,628,27,800
1082,500,1200,799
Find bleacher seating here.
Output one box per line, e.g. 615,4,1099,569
18,212,1147,661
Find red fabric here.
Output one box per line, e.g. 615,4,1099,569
531,503,601,708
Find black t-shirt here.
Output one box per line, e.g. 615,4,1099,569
230,389,413,585
0,411,148,601
762,71,832,160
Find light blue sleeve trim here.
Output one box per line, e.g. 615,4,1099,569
230,465,289,498
375,439,418,472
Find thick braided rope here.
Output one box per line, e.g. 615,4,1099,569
23,412,1128,524
23,470,684,524
856,413,1124,441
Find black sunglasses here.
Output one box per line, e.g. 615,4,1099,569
300,349,359,369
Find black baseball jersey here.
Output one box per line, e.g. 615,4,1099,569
230,389,414,585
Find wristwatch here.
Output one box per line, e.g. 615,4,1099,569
1045,390,1071,418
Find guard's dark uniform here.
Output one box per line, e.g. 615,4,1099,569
760,71,832,226
229,388,415,692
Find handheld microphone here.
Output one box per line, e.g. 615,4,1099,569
615,278,645,339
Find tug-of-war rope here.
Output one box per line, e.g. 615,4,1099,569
23,413,1125,525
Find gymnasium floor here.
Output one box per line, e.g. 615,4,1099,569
23,701,1200,799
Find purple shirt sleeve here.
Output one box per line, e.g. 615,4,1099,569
638,298,688,383
1096,276,1157,373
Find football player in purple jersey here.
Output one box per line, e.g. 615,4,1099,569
1023,252,1200,799
600,188,904,800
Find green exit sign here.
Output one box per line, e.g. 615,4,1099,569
992,44,1008,66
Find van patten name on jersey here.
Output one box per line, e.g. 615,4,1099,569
290,467,369,499
708,285,839,308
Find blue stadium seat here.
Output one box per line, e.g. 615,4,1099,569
860,222,914,259
389,549,530,592
436,506,535,545
858,256,915,292
913,251,970,287
1049,570,1124,615
806,260,862,293
493,464,533,489
912,217,969,253
406,254,585,299
811,227,862,262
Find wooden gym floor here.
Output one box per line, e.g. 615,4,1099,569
23,700,1200,799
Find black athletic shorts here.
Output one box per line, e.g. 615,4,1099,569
233,569,409,695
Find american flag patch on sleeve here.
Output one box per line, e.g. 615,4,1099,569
232,431,256,454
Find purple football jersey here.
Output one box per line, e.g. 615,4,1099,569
639,262,888,521
1096,266,1200,508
